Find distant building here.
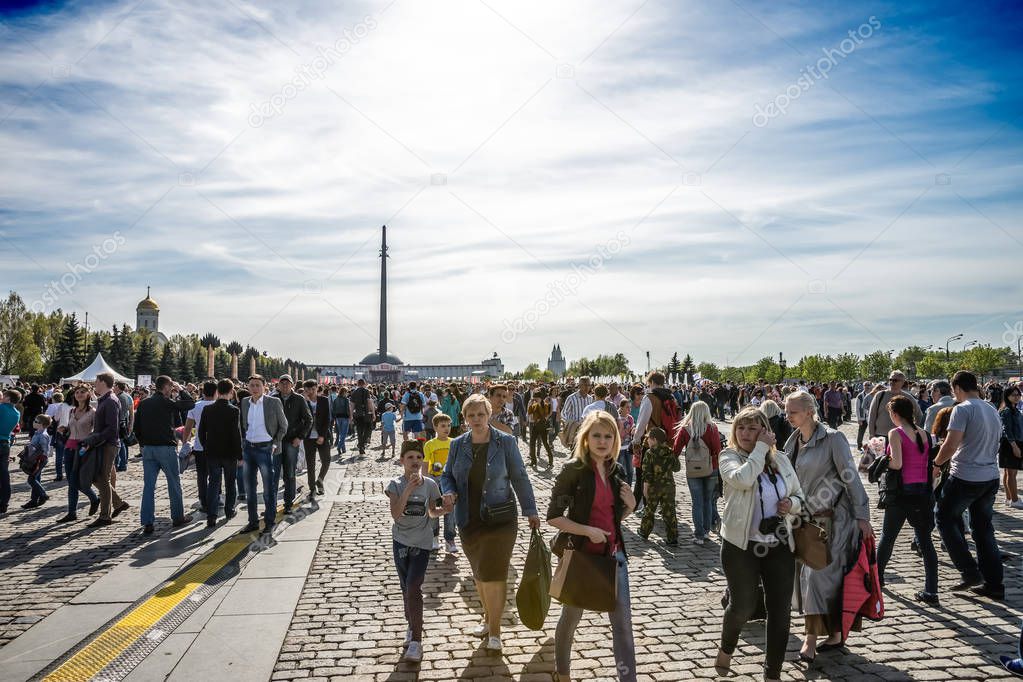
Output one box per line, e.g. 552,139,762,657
547,344,566,377
136,287,168,345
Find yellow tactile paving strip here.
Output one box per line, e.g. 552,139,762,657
41,517,277,682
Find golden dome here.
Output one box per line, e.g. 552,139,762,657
137,287,159,311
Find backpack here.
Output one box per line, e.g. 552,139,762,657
352,388,370,420
683,426,713,478
18,443,44,475
650,388,680,437
406,392,423,414
332,395,350,417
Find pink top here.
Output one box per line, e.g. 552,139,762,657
890,427,929,485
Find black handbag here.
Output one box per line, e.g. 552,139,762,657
481,498,517,526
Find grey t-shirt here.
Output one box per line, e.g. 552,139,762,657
387,475,441,550
948,398,1001,482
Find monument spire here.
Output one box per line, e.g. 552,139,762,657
379,225,388,360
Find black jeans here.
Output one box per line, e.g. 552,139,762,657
205,459,238,522
876,494,938,594
856,421,868,449
303,437,331,489
721,540,794,680
936,476,1003,588
355,417,374,453
195,452,208,511
529,425,552,465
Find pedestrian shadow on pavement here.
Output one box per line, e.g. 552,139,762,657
618,526,722,583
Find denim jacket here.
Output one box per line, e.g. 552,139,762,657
440,426,538,530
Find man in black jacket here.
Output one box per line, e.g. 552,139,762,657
350,379,374,455
82,372,128,526
275,375,311,513
198,379,243,528
302,380,332,497
134,375,196,534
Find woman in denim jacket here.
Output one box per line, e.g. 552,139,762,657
440,393,539,653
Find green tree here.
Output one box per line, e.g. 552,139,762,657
88,331,109,358
721,366,744,383
860,350,893,381
135,333,157,378
160,342,177,376
192,348,206,380
748,356,781,383
797,354,832,383
0,292,44,376
681,354,696,379
894,345,927,370
49,313,84,381
666,352,681,376
521,362,542,380
832,353,861,381
960,345,1008,377
916,355,946,380
28,309,65,365
696,361,721,382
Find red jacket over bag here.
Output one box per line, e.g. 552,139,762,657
841,535,884,642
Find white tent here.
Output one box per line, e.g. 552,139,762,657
60,352,135,387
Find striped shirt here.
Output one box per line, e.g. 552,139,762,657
560,391,594,423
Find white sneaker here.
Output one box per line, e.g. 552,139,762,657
486,636,502,652
403,641,423,662
431,537,440,551
693,537,705,545
471,622,489,637
446,539,459,554
1011,500,1023,510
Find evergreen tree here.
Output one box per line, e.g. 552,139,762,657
135,333,157,378
119,325,137,377
159,342,177,376
667,352,682,376
681,354,696,379
192,348,205,380
49,313,83,381
177,343,193,382
89,331,108,358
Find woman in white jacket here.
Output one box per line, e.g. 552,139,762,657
715,408,805,682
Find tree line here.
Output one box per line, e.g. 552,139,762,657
0,291,309,382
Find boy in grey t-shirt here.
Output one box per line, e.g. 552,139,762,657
947,398,1002,482
385,441,447,662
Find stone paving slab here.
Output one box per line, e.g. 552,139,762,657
272,426,1023,681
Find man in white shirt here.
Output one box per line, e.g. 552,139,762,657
181,381,217,514
239,375,288,535
559,377,593,449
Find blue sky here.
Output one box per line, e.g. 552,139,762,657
1,0,1021,373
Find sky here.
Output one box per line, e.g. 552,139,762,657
1,0,1021,373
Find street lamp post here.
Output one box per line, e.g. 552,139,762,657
963,340,978,352
778,352,786,381
946,333,963,359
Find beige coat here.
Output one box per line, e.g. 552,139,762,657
719,441,805,552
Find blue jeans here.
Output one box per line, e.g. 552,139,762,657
877,495,938,594
617,447,634,485
28,457,48,502
393,540,431,642
687,475,717,539
65,451,99,513
244,442,277,527
141,445,186,525
0,442,10,511
116,438,128,471
54,441,65,480
275,442,299,507
936,476,1003,587
334,417,350,451
236,463,246,498
206,460,238,522
433,511,456,542
555,550,636,681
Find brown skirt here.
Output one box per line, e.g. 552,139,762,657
460,522,517,582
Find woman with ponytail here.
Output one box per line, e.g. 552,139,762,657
875,394,939,604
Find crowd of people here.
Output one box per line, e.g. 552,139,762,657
2,367,1022,680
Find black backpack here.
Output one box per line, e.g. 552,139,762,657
352,388,370,420
407,392,423,413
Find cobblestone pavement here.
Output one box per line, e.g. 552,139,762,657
274,422,1023,682
0,438,212,647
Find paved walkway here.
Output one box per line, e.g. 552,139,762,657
0,421,1020,681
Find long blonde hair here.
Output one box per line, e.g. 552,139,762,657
679,400,711,440
573,411,621,464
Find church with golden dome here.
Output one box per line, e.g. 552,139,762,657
136,287,168,345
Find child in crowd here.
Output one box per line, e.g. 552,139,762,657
385,440,446,664
618,398,635,485
381,404,401,458
423,400,439,440
639,427,679,546
23,414,52,509
423,413,457,554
